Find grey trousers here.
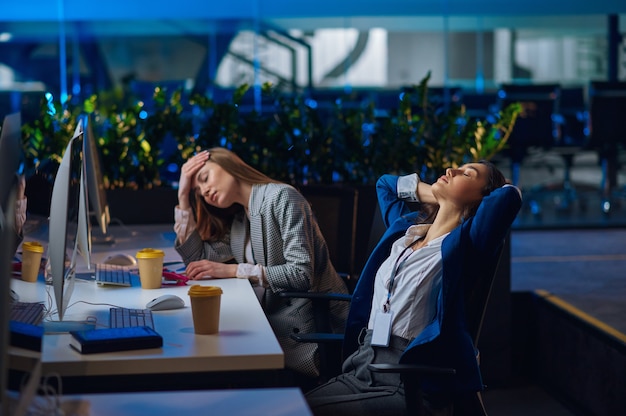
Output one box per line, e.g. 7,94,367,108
305,329,410,416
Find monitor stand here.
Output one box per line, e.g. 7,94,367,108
43,320,96,333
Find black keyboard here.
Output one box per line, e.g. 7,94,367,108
96,263,133,287
109,308,155,329
10,302,45,325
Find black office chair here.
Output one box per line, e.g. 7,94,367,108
527,86,590,212
461,91,499,122
587,81,626,214
498,84,560,215
299,184,359,291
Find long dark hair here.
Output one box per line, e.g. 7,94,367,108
416,160,506,224
192,148,280,241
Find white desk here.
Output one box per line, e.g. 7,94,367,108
10,388,312,416
10,224,285,390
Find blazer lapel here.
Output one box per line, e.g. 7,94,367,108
231,214,247,262
248,184,266,265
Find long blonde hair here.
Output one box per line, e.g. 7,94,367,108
191,147,281,241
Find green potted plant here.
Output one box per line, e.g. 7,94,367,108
21,73,520,223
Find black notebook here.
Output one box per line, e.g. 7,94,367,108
69,326,163,354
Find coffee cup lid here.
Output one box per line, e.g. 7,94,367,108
188,285,223,297
136,248,165,259
22,241,44,253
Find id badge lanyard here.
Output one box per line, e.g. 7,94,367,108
371,239,420,346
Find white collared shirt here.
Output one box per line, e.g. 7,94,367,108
367,223,446,341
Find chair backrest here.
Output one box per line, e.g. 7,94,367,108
558,86,588,146
464,236,507,348
498,83,561,159
300,185,359,281
587,81,626,151
461,92,499,121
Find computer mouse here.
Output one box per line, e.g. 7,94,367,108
146,294,185,311
103,253,137,267
10,289,19,303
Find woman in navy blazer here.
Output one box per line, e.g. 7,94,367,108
307,161,522,415
174,148,348,380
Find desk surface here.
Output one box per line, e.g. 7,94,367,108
10,224,284,379
11,388,312,416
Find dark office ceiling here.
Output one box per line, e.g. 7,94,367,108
1,1,624,40
3,0,626,21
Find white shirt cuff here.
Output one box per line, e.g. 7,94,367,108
174,206,196,244
15,197,27,234
236,263,265,286
397,173,420,202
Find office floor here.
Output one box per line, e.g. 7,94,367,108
480,149,626,415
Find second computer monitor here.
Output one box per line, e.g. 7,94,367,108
82,114,112,242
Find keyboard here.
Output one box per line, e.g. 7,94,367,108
10,302,45,325
109,308,155,329
95,263,133,287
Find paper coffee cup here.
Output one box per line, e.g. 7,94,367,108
188,285,223,334
21,241,44,283
135,248,164,289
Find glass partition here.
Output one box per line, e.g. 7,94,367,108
1,15,624,104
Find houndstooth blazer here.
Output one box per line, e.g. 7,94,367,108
175,183,349,377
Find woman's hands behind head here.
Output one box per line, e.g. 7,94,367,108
178,151,210,209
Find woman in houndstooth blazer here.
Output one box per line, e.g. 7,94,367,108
174,148,349,379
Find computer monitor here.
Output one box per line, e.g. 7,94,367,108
47,120,91,322
82,113,112,243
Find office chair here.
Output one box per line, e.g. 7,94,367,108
279,290,351,383
461,91,499,122
587,81,626,214
299,184,359,291
527,86,590,212
368,241,507,415
498,84,560,215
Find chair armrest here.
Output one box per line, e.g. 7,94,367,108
290,333,344,344
278,291,352,302
368,363,456,376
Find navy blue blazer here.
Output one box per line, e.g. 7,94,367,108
343,174,522,393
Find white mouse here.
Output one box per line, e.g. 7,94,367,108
103,253,137,266
146,294,185,311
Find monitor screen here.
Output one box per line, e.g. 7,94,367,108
82,114,111,239
47,121,91,321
